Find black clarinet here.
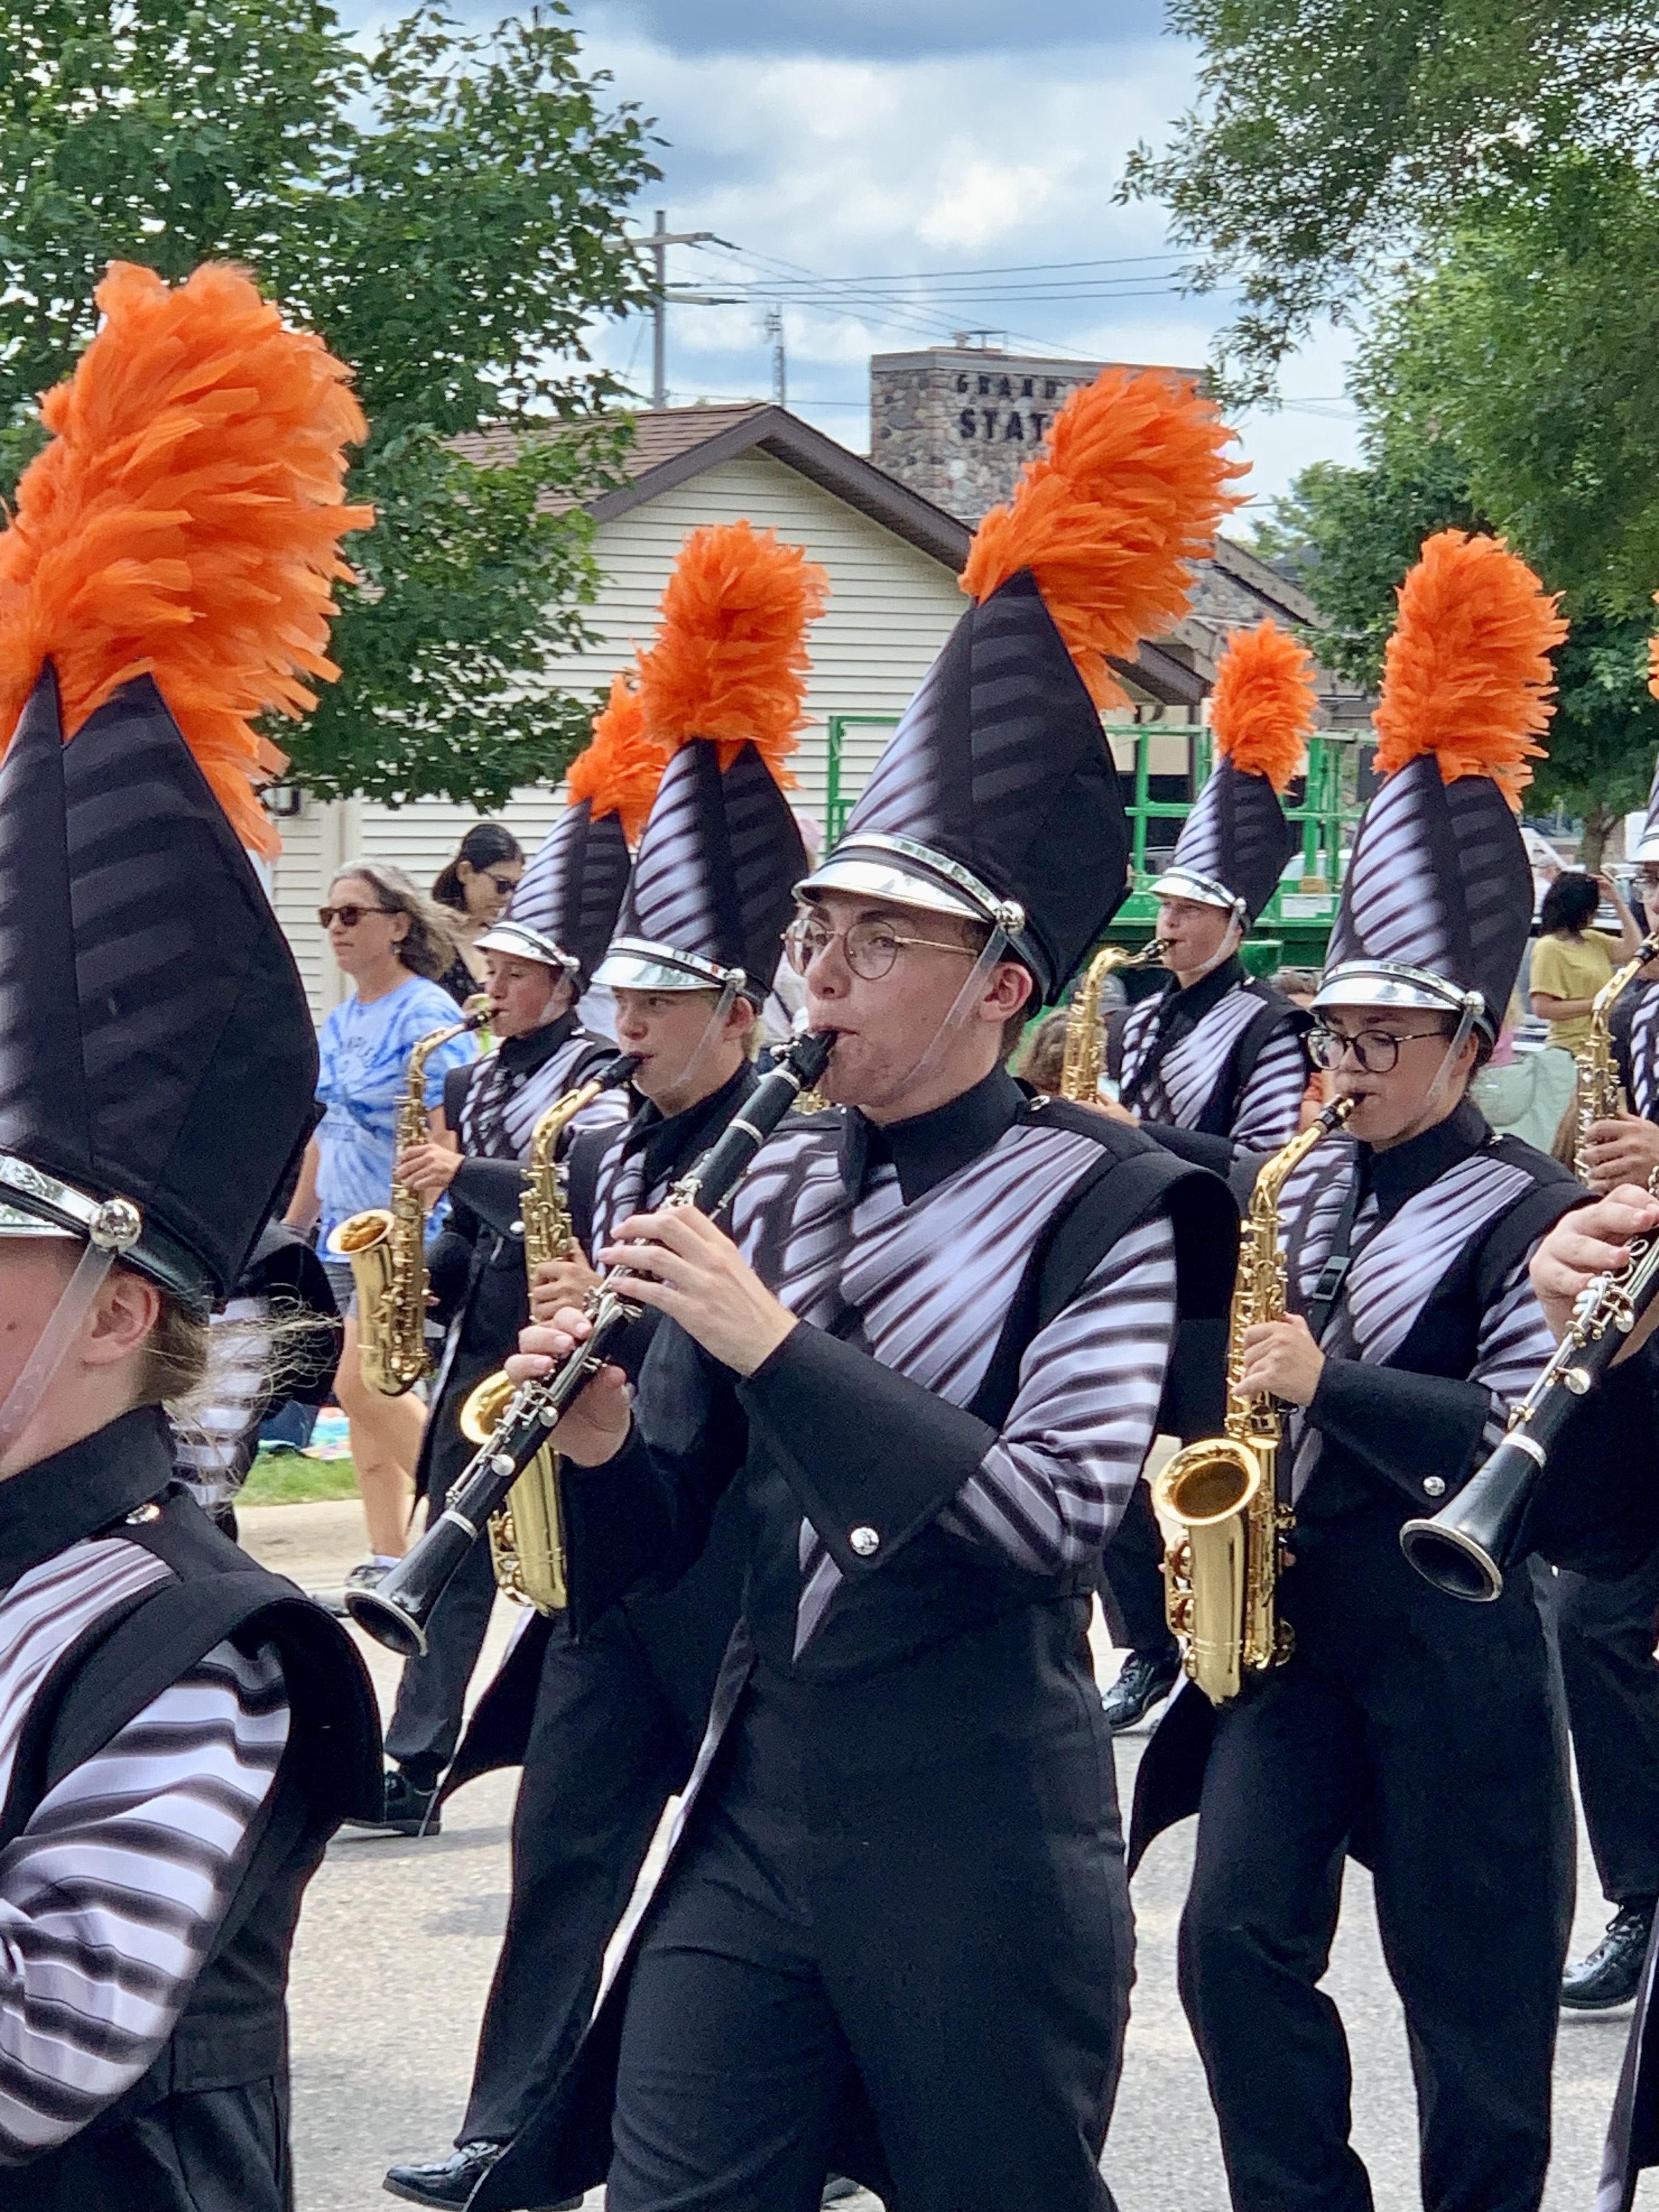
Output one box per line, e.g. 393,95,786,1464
347,1029,835,1656
1400,1228,1659,1602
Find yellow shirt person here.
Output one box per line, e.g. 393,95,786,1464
1528,873,1641,1049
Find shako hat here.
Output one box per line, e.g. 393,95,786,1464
802,368,1245,1003
595,521,826,1006
1155,617,1314,926
1315,528,1567,1041
1631,753,1659,866
480,673,663,985
0,261,372,1311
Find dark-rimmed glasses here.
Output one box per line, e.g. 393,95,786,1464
783,916,974,981
483,870,520,896
319,903,396,930
1308,1023,1449,1074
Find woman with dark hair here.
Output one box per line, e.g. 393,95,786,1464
432,822,524,1002
283,860,478,1594
1529,870,1640,1049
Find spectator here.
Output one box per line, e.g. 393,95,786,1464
1529,872,1641,1049
432,822,524,1002
1015,1007,1074,1095
284,860,478,1598
1471,991,1578,1154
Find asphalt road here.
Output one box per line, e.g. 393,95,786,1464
245,1498,1659,2212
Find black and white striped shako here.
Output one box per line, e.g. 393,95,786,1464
0,667,317,1309
482,797,631,986
596,740,807,1002
1315,529,1567,1038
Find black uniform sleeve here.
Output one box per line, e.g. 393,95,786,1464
1134,1121,1235,1175
1513,1342,1659,1578
450,1156,527,1240
1305,1358,1493,1506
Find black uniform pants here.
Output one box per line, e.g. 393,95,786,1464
1098,1476,1177,1662
609,1690,1128,2212
1558,1542,1659,1905
1178,1531,1572,2212
383,1532,496,1785
459,1612,687,2146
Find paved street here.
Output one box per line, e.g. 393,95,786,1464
245,1497,1658,2211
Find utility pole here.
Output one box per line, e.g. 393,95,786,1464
629,209,729,410
764,306,786,408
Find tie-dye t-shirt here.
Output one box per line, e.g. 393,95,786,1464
314,975,477,1243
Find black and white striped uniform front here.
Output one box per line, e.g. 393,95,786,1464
0,1541,285,2162
725,1085,1181,1655
1115,959,1307,1155
454,1026,627,1164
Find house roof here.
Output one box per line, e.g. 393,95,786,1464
452,404,1336,712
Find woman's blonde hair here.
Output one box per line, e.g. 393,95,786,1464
331,859,460,981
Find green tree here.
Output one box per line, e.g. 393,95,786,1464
1122,0,1659,394
0,1,660,805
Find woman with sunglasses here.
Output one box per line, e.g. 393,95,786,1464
432,822,526,1005
284,861,478,1597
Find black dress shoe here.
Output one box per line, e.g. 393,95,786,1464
1101,1647,1181,1733
342,1767,441,1838
384,2141,580,2210
1562,1901,1656,2010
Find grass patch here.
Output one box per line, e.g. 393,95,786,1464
241,1453,360,1508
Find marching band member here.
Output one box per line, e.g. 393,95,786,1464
474,369,1242,2212
354,687,655,1838
1101,618,1316,1730
1133,531,1581,2212
1550,756,1659,2008
384,521,823,2210
0,262,379,2207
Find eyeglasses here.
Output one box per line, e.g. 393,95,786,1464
1308,1023,1450,1074
483,871,520,896
783,916,974,981
318,903,396,929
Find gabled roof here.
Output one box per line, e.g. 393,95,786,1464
451,404,1336,712
452,403,971,571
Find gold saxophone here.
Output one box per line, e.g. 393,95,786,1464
329,1008,488,1396
459,1069,618,1613
1575,932,1659,1181
1058,938,1170,1103
1152,1093,1356,1705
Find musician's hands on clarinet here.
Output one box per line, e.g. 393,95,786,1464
1531,1186,1659,1350
595,1206,799,1376
506,1308,632,1465
531,1252,601,1321
1579,1114,1659,1196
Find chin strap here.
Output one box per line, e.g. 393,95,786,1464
0,1241,119,1464
1395,992,1485,1147
665,978,743,1110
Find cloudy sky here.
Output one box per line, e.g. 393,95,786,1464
385,0,1366,518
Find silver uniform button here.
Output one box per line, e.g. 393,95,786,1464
849,1525,881,1559
1422,1476,1447,1498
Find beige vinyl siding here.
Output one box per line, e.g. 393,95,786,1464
272,445,967,1019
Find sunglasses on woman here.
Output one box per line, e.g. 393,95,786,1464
318,902,395,929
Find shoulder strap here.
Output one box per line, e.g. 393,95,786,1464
1105,1003,1131,1084
442,1059,476,1131
1472,1146,1583,1310
969,1124,1237,1430
0,1494,381,1853
565,1126,611,1257
1192,990,1307,1139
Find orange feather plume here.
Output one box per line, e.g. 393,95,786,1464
1210,618,1317,792
1373,529,1567,808
565,669,664,845
635,520,830,783
0,260,373,854
960,366,1247,709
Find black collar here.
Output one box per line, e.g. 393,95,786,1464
1363,1096,1492,1213
627,1060,758,1189
0,1406,176,1593
841,1065,1024,1206
1157,953,1245,1034
497,1009,579,1075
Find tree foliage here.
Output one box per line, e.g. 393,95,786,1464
1122,0,1659,395
0,1,661,806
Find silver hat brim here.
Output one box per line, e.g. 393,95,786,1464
1313,961,1491,1030
1150,867,1246,918
475,920,577,972
793,854,983,924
